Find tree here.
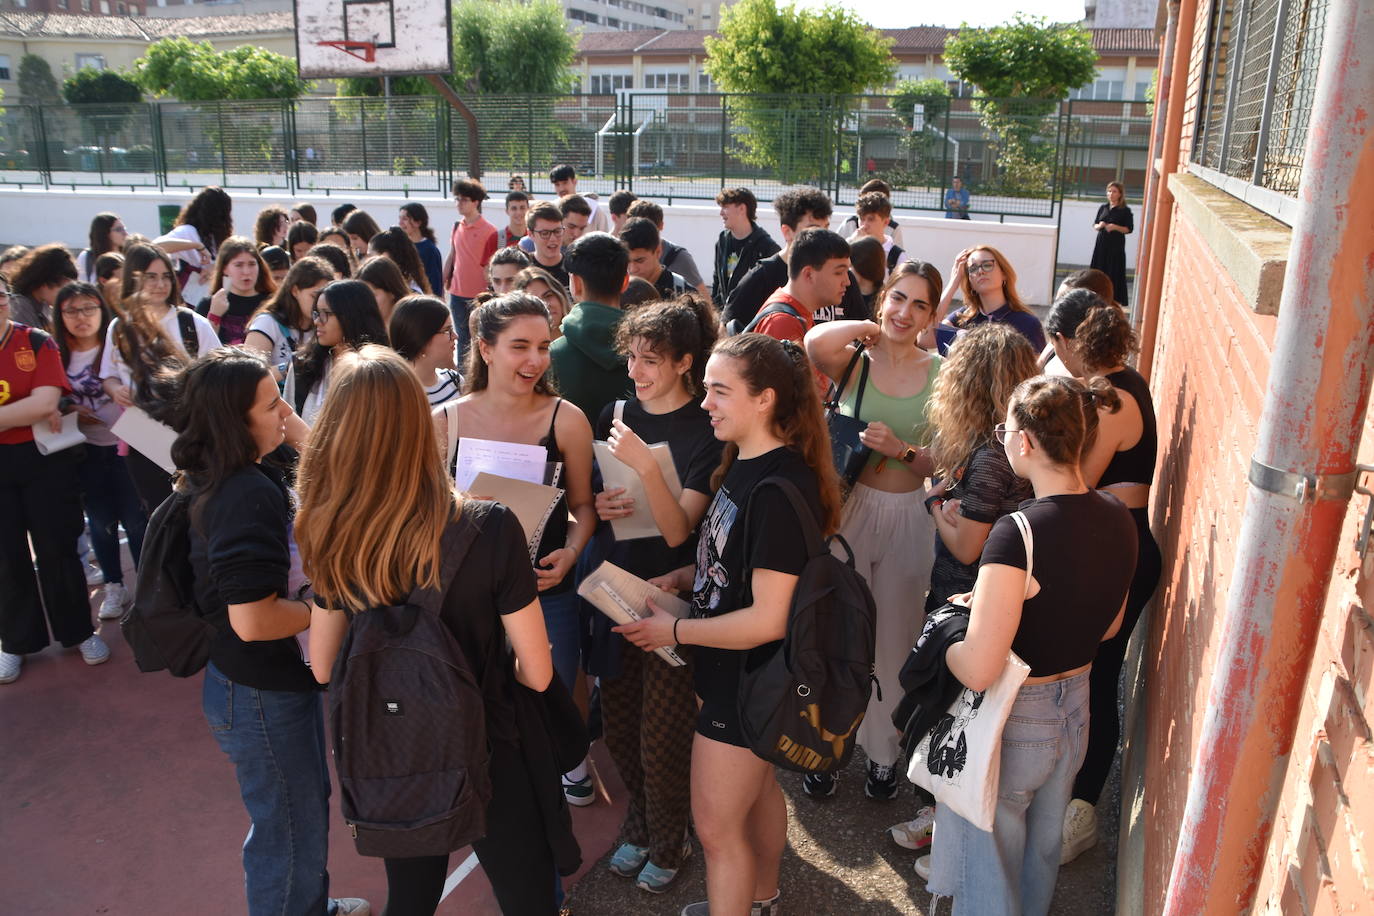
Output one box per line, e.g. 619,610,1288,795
134,37,309,100
62,68,145,145
891,78,951,128
704,0,895,182
943,16,1096,194
338,0,577,97
18,54,60,104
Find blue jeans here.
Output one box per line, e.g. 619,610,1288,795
77,443,147,585
928,671,1090,916
539,588,583,693
203,661,336,916
449,294,475,366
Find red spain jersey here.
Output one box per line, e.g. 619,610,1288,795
0,322,70,445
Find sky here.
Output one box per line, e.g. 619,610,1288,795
785,0,1088,29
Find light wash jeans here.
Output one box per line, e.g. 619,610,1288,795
927,670,1091,916
203,661,338,916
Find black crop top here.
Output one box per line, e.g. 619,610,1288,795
979,491,1137,677
1097,367,1157,488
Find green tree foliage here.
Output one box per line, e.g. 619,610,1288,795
63,68,143,104
704,0,895,182
891,78,951,127
135,37,309,100
338,0,577,97
18,54,61,103
943,16,1096,194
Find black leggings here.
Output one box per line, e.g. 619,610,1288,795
380,742,558,916
1074,506,1162,804
125,447,174,514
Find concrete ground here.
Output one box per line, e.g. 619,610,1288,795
564,749,1120,916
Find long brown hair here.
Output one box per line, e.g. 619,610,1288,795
874,259,944,324
926,323,1039,478
956,245,1030,323
465,292,558,395
254,205,289,248
113,243,188,395
207,236,276,297
708,333,842,535
253,255,334,331
296,346,455,611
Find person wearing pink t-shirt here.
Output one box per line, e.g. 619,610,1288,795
442,177,498,360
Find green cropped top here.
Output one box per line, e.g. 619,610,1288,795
837,352,941,472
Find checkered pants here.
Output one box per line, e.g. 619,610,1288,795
600,645,697,868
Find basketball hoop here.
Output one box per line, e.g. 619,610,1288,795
317,40,377,63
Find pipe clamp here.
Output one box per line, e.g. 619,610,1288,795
1248,459,1358,503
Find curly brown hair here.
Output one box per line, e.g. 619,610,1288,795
1044,288,1137,371
614,293,718,395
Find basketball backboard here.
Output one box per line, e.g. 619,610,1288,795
295,0,452,79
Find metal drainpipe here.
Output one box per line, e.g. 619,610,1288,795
1135,0,1193,380
1161,0,1374,911
1134,1,1178,321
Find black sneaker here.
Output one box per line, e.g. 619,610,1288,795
864,760,899,800
801,772,837,798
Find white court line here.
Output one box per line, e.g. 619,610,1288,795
438,852,480,903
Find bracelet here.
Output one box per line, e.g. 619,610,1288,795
207,313,222,328
673,617,682,646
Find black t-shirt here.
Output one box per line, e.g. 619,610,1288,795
979,490,1137,676
595,397,723,579
322,505,539,747
691,447,821,701
190,461,319,693
196,291,267,346
929,444,1034,605
721,254,871,328
535,255,570,291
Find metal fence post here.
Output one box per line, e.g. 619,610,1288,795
360,100,369,191
151,102,166,190
216,101,228,187
719,94,727,191
33,105,52,188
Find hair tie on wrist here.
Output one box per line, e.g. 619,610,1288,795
673,616,681,646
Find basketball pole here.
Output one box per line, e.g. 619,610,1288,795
425,74,482,181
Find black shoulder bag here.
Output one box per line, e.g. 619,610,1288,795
824,344,872,488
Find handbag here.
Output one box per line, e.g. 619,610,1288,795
906,511,1035,832
824,344,872,487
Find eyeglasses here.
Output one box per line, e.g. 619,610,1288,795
142,272,173,284
440,326,457,340
312,308,335,323
967,261,997,277
532,227,564,240
111,225,127,234
993,423,1022,446
62,305,102,318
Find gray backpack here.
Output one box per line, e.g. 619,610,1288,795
328,502,493,858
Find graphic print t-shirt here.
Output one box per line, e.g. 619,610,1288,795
65,346,120,446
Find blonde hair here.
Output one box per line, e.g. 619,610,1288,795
926,323,1040,478
295,345,456,611
956,245,1030,324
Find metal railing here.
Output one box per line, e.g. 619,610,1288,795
0,93,1149,217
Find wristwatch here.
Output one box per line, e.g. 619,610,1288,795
899,445,918,464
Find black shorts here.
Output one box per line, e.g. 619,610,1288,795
693,645,747,747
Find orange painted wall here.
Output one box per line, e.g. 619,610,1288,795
1139,2,1374,906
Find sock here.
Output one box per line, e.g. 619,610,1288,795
563,759,588,783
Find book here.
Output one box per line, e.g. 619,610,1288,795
577,560,691,668
467,471,564,564
593,440,683,541
31,411,86,455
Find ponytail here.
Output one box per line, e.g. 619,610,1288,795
1010,374,1120,468
708,333,842,534
1044,288,1137,370
615,292,719,395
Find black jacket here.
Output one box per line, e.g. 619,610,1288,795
891,604,970,757
712,223,780,306
721,254,872,331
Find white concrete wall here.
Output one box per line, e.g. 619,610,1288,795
2,184,1066,304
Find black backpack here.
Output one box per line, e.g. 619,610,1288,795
121,491,218,677
328,502,494,859
736,477,878,773
726,300,802,336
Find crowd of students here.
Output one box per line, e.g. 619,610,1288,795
0,168,1155,916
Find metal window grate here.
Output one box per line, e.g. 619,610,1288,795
1191,0,1328,197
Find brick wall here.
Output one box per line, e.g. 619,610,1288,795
1139,145,1374,916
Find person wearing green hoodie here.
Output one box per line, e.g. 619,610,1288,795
551,232,633,423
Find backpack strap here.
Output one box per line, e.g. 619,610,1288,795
743,476,827,565
176,308,199,356
406,501,491,617
741,301,802,335
613,399,626,425
26,326,52,350
824,343,870,416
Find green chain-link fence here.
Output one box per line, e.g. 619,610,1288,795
0,93,1150,216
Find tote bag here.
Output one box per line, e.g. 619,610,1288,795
824,344,872,488
907,511,1034,832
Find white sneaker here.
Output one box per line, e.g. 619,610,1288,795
1061,798,1098,864
0,651,22,684
85,561,104,586
98,582,129,620
79,633,111,666
914,854,932,881
889,805,936,850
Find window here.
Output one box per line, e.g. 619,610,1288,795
75,54,106,71
82,0,92,9
1070,79,1127,101
1192,0,1328,199
0,55,10,81
643,72,689,91
698,72,715,92
566,7,600,23
590,73,633,94
1135,79,1152,101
